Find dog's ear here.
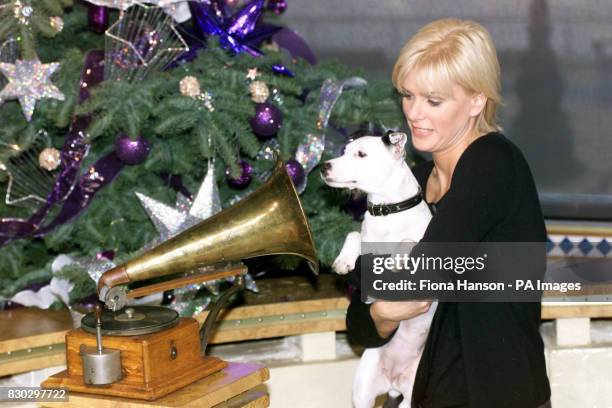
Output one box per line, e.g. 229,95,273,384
383,131,407,159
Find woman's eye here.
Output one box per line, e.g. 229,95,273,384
400,93,412,100
428,99,442,106
357,151,367,158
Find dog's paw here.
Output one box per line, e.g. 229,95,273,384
333,255,356,275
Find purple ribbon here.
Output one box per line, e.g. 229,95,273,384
88,4,109,34
159,172,193,200
272,28,317,65
0,51,126,245
34,152,125,236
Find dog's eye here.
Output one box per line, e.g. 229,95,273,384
357,151,367,158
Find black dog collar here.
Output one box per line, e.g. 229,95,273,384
367,189,423,217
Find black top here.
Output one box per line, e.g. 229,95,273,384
345,133,551,408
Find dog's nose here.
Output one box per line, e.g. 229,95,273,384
320,161,332,176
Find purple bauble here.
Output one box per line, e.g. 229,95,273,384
285,159,305,187
250,103,283,139
88,4,109,34
96,250,115,261
115,134,151,165
267,0,287,14
225,160,253,188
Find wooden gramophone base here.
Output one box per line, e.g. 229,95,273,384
40,362,269,408
42,318,227,400
42,357,226,400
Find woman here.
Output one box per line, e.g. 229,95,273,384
346,19,551,407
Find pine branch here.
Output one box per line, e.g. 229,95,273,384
155,112,198,135
236,127,259,157
39,0,64,16
195,125,212,157
31,11,57,37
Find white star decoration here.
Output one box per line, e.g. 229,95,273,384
0,59,65,122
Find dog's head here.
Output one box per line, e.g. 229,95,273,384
320,132,408,192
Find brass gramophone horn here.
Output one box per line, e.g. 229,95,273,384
98,160,318,308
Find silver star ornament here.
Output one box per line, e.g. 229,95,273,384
0,59,65,121
135,159,222,240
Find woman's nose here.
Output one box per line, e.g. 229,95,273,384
405,100,423,121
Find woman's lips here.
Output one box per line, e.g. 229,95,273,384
411,126,433,137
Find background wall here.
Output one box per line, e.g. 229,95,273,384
281,0,612,219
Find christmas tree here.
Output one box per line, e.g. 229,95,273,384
0,0,407,308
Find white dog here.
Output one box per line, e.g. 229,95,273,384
321,132,437,408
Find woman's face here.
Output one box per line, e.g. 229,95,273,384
400,69,484,154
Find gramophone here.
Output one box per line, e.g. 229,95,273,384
42,160,318,400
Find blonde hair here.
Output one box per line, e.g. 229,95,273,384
392,18,502,133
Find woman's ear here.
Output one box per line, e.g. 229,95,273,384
469,93,487,117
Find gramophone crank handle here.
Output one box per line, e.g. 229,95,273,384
81,303,123,385
199,275,246,355
95,303,103,354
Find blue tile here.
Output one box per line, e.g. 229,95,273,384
559,237,574,254
578,238,593,255
546,238,554,253
597,239,611,255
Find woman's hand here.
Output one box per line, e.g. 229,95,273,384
370,300,432,339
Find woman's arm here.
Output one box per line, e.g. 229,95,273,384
345,257,432,345
370,300,432,338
